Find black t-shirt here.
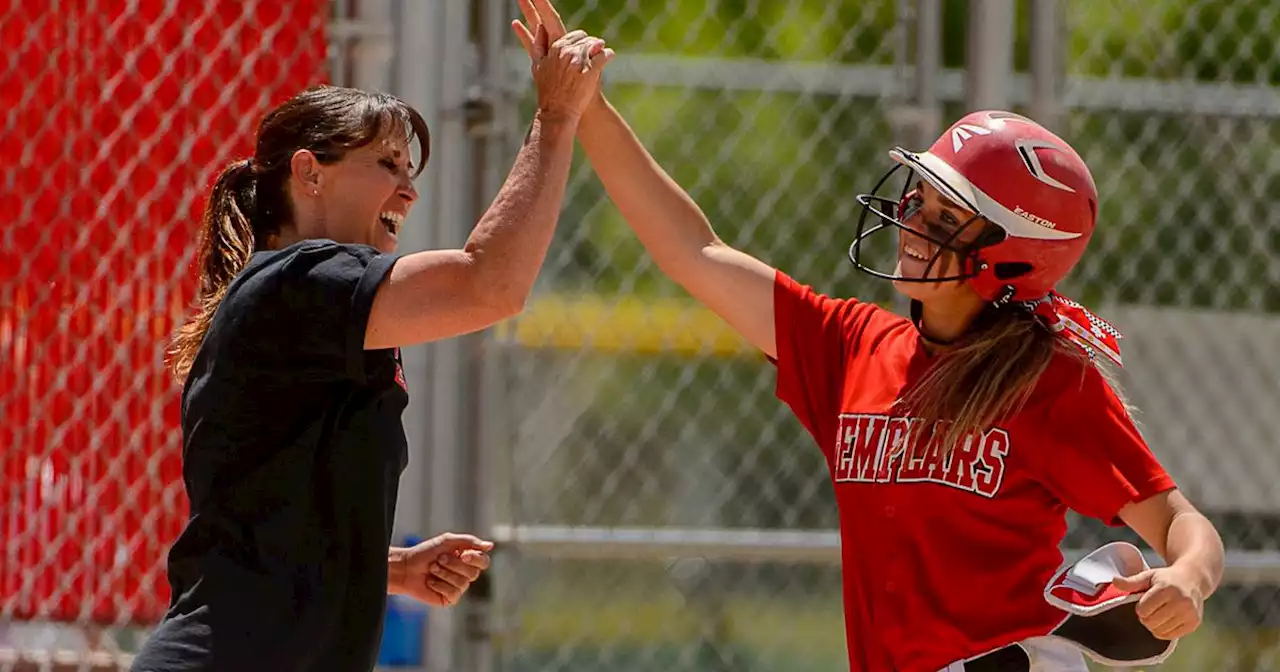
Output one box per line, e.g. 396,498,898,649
132,240,409,672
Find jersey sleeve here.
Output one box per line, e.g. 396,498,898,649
771,269,882,455
244,240,399,384
1035,364,1177,526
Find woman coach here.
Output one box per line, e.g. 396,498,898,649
130,24,616,672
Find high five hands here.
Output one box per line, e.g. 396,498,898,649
514,0,614,122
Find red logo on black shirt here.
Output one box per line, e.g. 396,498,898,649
832,414,1009,498
393,348,408,392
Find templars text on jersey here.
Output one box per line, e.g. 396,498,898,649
833,413,1010,498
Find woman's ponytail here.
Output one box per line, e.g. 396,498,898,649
167,160,259,381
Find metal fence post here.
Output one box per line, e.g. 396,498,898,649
389,2,505,669
353,1,440,668
462,4,511,671
1028,0,1064,131
965,0,1015,112
350,0,394,93
416,2,478,671
913,0,943,148
888,0,943,317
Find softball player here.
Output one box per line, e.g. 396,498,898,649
513,2,1225,670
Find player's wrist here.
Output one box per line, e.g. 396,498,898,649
533,107,583,132
1168,560,1215,599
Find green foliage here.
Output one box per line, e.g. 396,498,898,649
560,0,900,65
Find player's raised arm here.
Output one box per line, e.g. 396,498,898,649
514,0,781,359
582,96,781,358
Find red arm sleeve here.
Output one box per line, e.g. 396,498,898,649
1035,363,1178,526
772,269,884,460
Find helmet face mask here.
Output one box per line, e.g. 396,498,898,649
850,162,1006,287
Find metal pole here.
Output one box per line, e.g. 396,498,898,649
328,0,352,87
913,0,942,148
388,0,439,548
890,0,944,318
351,3,446,671
1028,0,1064,130
456,1,510,670
421,2,476,671
351,0,394,93
965,0,1016,112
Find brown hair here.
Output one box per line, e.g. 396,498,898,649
167,85,430,381
896,306,1129,455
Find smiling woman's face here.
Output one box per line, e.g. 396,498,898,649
300,131,420,254
892,180,991,305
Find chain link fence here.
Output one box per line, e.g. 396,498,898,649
0,1,329,669
4,1,1280,671
487,3,905,671
486,1,1280,671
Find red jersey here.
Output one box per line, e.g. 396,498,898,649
771,271,1176,672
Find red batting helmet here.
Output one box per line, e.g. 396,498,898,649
851,110,1099,303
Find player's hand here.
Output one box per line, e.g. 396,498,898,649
513,0,611,121
388,533,494,608
512,0,570,58
1112,566,1205,640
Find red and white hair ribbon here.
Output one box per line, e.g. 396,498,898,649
1021,292,1123,367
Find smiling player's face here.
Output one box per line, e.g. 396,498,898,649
892,181,989,306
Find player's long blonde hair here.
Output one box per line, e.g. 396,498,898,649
895,297,1129,455
166,86,428,382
